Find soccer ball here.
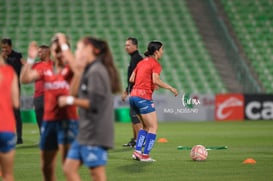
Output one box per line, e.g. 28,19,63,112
190,145,208,161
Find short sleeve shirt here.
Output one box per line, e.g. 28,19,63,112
39,65,78,121
32,60,53,98
77,61,114,149
0,65,16,132
130,57,162,100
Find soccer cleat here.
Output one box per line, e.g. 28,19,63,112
123,138,136,147
132,151,142,160
140,154,156,162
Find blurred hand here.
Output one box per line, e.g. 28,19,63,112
28,41,38,59
75,53,88,67
58,96,68,107
1,51,8,60
154,85,159,90
121,91,128,102
56,33,67,45
170,87,178,97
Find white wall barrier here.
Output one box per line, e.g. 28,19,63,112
114,93,215,122
21,93,273,121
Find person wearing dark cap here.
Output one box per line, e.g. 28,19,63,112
1,38,25,144
121,37,143,147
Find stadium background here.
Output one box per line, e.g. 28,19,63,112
0,0,272,122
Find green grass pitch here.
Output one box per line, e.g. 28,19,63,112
13,121,273,181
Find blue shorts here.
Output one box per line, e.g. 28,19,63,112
129,96,156,114
0,132,16,153
67,140,108,168
40,120,78,151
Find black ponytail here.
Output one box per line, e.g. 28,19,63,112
144,41,163,57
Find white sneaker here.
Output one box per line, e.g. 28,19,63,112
132,151,142,161
140,154,156,162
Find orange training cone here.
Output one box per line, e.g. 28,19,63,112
157,138,168,143
243,158,256,164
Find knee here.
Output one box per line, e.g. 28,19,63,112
148,124,158,134
63,164,70,176
135,123,143,130
91,169,106,181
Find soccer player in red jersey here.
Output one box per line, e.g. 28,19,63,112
20,39,78,181
130,41,178,162
31,45,52,134
0,55,19,181
1,38,24,144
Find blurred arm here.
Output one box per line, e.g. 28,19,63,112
20,63,40,83
11,74,20,108
129,71,135,83
20,41,40,83
153,73,178,96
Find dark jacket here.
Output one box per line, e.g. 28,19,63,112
126,50,143,93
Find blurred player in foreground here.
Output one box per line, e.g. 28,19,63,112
20,38,79,181
0,55,19,181
31,45,52,134
1,38,24,144
130,41,178,162
121,37,143,147
57,34,121,181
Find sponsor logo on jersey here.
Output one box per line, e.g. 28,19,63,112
44,81,69,90
44,70,53,76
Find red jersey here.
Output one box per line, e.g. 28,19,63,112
32,60,53,98
39,65,78,121
130,57,162,100
0,65,16,132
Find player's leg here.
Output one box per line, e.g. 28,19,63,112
90,166,106,181
35,106,43,134
14,108,23,144
34,95,44,135
84,146,108,181
40,150,58,181
134,114,147,152
141,111,158,134
133,117,147,160
129,97,147,159
136,98,157,162
63,140,82,181
59,144,70,164
0,150,15,181
0,132,16,181
123,108,142,147
57,120,78,164
64,159,81,181
63,158,81,181
131,108,143,143
139,111,157,161
40,121,58,181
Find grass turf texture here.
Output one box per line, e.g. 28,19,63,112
14,121,273,181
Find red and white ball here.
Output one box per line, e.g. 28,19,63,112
190,145,208,161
